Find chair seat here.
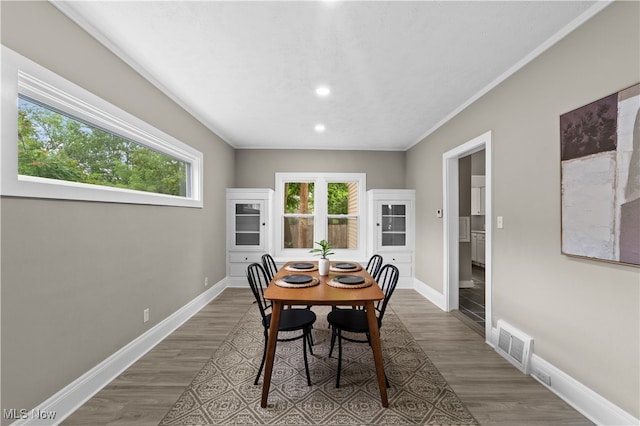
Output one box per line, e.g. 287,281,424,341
266,308,316,332
327,309,372,334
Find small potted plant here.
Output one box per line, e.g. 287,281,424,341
310,239,334,275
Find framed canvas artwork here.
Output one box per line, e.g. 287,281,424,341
560,83,640,266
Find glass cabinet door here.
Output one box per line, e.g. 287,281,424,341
379,203,407,247
234,202,263,247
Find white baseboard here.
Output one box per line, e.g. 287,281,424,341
488,325,638,426
529,354,638,426
412,277,446,311
14,278,228,426
412,286,638,425
458,280,474,288
20,276,639,426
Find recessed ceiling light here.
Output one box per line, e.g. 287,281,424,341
315,86,331,97
314,124,326,133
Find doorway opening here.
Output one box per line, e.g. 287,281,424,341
442,131,492,343
457,150,486,334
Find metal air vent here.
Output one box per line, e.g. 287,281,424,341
495,320,533,374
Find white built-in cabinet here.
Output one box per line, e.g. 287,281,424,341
226,188,273,286
226,187,415,287
471,175,486,216
367,189,415,287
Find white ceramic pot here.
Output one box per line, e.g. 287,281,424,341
318,258,330,276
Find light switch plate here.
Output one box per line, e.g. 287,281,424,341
497,216,504,229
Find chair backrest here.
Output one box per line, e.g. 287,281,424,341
366,254,383,280
374,264,399,326
261,253,279,282
247,263,272,326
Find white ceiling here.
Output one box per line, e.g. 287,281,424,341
54,1,603,151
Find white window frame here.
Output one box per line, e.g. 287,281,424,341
274,172,366,260
1,46,203,208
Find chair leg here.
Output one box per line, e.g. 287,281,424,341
336,329,343,388
307,326,315,350
255,331,268,385
302,328,312,386
329,326,337,358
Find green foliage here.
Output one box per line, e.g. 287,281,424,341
285,182,314,213
310,239,334,258
17,97,187,197
327,182,349,214
285,182,349,214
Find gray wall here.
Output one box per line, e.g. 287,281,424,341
235,149,406,190
406,2,639,417
1,1,234,414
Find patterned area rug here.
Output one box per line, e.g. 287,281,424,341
160,305,478,425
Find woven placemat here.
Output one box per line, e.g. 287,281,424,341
329,264,362,272
327,278,372,289
275,277,320,288
285,265,318,272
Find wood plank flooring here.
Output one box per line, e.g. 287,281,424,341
63,288,592,425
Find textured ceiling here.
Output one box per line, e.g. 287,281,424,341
54,1,603,151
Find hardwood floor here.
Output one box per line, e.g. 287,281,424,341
63,288,591,425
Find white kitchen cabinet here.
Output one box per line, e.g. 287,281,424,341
471,175,486,216
471,232,478,262
471,231,486,266
368,189,415,287
226,188,273,286
471,186,486,215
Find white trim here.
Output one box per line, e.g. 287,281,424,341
443,131,493,343
458,280,474,289
407,1,613,149
1,46,204,208
412,277,447,311
11,278,228,426
273,172,367,260
529,355,639,426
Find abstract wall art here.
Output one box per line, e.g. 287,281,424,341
560,83,640,266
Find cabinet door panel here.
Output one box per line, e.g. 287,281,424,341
377,201,411,249
381,233,406,246
229,198,267,251
471,233,478,262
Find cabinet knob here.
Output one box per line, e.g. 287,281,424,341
262,222,266,226
376,223,380,227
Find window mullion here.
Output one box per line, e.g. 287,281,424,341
315,177,328,243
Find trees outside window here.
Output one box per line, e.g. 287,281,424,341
18,97,188,197
276,173,365,258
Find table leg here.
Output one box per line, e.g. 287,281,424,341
365,300,389,407
261,300,282,408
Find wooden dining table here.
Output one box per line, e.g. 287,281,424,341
261,260,388,408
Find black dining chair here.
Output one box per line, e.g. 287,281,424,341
330,254,384,317
247,262,317,386
266,253,314,318
261,253,279,282
327,263,399,388
366,254,384,281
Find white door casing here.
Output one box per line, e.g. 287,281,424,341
442,131,493,342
